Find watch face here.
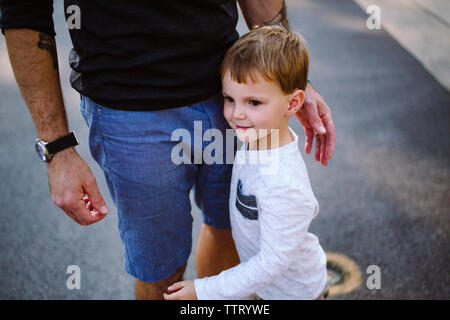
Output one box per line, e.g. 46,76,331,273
35,140,50,162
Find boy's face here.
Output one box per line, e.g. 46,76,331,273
222,71,301,145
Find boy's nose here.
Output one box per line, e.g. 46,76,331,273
232,104,246,120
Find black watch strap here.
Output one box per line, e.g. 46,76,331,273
46,131,79,155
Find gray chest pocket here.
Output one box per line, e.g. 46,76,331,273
235,179,258,220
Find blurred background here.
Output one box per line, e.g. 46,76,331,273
0,0,448,299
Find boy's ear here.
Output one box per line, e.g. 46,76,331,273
286,89,305,116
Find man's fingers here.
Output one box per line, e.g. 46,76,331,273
59,194,105,225
302,97,330,164
319,134,327,166
295,110,312,129
304,127,315,155
315,133,321,162
83,195,94,210
304,101,326,135
321,113,336,160
91,208,107,221
307,130,328,165
63,207,82,225
84,178,109,215
53,192,90,225
72,199,97,225
315,94,336,162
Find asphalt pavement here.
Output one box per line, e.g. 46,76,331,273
0,0,448,299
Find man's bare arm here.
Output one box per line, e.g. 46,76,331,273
236,0,336,166
4,28,109,224
237,0,289,30
5,28,68,142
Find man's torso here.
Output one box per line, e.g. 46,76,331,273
65,0,239,110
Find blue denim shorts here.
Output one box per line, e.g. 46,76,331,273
80,92,236,282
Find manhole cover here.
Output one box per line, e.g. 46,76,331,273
326,252,362,296
327,261,344,286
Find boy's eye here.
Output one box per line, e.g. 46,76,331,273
224,96,234,103
249,100,261,106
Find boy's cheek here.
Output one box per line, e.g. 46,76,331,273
223,105,234,127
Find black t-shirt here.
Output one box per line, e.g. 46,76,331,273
0,0,239,110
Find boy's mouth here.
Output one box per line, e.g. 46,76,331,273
235,125,254,131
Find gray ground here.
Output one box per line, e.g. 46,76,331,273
0,0,448,299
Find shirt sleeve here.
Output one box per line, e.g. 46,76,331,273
0,0,55,36
194,179,319,300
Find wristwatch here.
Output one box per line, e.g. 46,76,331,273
35,131,79,163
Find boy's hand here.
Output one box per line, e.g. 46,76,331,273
163,280,198,300
296,83,336,166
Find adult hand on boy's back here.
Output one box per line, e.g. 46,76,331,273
296,83,336,166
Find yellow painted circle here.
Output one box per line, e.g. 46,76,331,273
326,252,362,296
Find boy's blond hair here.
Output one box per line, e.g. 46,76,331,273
220,26,309,94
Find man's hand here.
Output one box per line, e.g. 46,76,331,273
163,280,198,300
238,0,289,31
236,1,336,166
296,83,336,166
48,147,109,225
4,28,109,225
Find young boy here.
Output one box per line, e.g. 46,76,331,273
164,26,328,300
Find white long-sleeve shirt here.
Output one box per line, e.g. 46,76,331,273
194,127,328,300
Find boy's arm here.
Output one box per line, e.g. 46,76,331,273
193,183,318,300
237,0,336,166
1,1,109,225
